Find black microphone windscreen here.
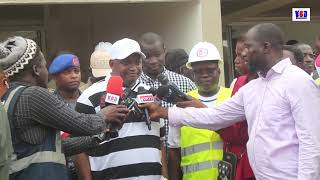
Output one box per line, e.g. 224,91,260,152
148,87,157,95
157,85,170,99
157,74,169,85
137,86,146,93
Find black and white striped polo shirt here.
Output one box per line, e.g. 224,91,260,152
75,76,163,180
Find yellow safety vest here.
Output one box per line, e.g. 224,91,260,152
180,87,232,180
315,78,320,86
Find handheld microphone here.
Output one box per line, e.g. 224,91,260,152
157,74,169,85
105,76,123,105
137,86,154,130
122,97,136,109
95,76,124,142
154,85,170,100
157,74,192,102
121,82,140,102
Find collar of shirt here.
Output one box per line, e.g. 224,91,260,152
53,89,81,104
258,58,291,79
140,67,168,84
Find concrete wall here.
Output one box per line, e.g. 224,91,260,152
199,0,224,85
0,1,224,84
230,21,320,47
46,1,203,80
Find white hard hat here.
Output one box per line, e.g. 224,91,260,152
186,42,222,69
90,50,112,78
95,42,112,52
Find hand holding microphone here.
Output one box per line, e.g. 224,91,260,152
95,76,129,142
138,102,168,120
101,76,129,125
99,105,129,125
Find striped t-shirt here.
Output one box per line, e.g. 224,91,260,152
75,76,162,180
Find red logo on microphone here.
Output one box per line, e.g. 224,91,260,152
137,94,154,104
105,93,120,104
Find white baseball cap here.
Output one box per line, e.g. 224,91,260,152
111,38,146,60
186,42,222,69
90,50,112,78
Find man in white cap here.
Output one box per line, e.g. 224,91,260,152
75,38,166,180
178,42,232,180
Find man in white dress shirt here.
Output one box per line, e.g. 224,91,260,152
142,23,320,180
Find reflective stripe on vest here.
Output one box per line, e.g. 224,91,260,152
181,141,223,157
180,87,232,177
182,160,220,174
4,86,66,174
8,130,65,174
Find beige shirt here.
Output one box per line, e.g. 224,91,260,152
0,104,12,180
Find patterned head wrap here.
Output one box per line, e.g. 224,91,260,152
0,36,38,77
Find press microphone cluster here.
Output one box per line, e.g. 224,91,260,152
122,86,156,131
94,76,165,143
93,74,193,143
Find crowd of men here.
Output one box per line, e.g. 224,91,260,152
0,22,319,180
